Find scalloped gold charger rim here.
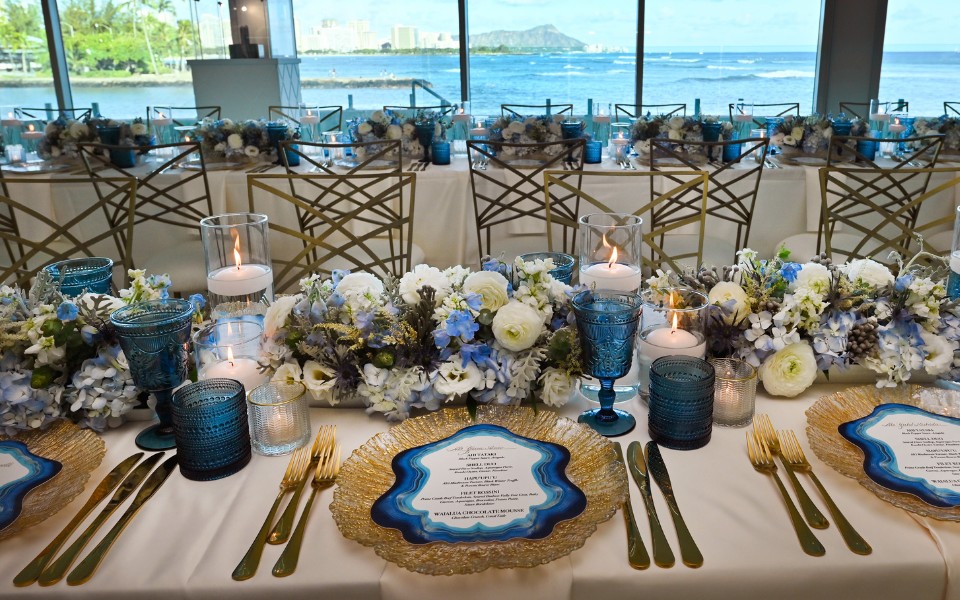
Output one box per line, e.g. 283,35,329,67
805,384,960,521
329,405,627,575
0,420,106,540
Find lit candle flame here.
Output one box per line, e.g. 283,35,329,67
232,229,242,269
602,232,619,268
671,311,679,332
6,112,11,119
27,124,34,132
226,346,235,366
895,117,901,126
184,135,190,142
158,111,166,119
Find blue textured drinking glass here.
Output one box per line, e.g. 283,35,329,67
110,298,195,451
572,289,643,437
857,137,878,161
172,379,251,480
648,356,715,450
43,257,113,296
518,252,575,284
416,121,435,162
584,140,602,164
432,140,451,165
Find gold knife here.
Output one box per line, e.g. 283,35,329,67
626,441,675,568
612,442,650,569
38,452,164,586
645,442,704,568
66,454,179,586
14,452,144,587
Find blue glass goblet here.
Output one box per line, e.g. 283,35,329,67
572,289,643,437
110,298,196,451
416,121,435,162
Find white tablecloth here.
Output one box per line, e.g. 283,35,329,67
2,383,958,599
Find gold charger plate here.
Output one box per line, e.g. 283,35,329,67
0,420,105,540
330,405,627,575
806,384,960,521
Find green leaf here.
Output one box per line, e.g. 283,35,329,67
466,396,478,422
31,365,56,389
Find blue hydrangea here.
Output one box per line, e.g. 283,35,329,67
459,343,492,368
188,293,206,312
56,301,79,322
895,274,914,292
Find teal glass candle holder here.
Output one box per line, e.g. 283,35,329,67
172,379,251,480
432,140,451,165
43,257,113,296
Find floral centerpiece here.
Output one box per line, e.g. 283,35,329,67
38,117,98,160
259,257,582,420
190,118,296,161
0,269,198,434
649,248,959,396
630,116,705,155
914,116,960,153
349,110,448,158
772,114,834,155
487,114,571,157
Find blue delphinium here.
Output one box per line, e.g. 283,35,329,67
56,301,79,322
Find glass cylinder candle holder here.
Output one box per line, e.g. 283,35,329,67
452,112,471,156
637,287,708,401
1,108,23,147
648,356,715,450
733,102,754,139
709,357,757,427
172,379,251,481
247,382,311,456
194,318,269,395
201,213,273,317
949,206,960,300
592,115,611,145
578,213,643,292
42,257,113,296
765,116,784,155
869,99,890,135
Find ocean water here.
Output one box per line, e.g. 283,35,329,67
4,51,958,120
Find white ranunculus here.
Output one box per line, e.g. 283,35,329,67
492,301,543,352
794,262,830,294
399,264,452,305
263,295,299,338
759,342,818,398
272,361,303,385
434,357,483,396
244,145,260,157
708,281,749,320
920,331,956,375
463,271,509,312
668,117,684,130
357,122,373,135
227,133,243,149
386,124,403,140
68,121,89,139
336,272,384,299
842,258,894,290
539,367,573,407
302,360,336,400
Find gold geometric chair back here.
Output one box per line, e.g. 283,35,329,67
466,138,585,262
15,107,92,127
280,139,402,174
543,170,709,274
729,102,800,129
817,166,960,263
827,134,943,168
383,105,455,118
648,137,769,263
268,105,343,133
501,104,574,118
150,106,221,127
247,172,416,293
946,102,960,117
615,103,686,121
0,176,136,288
837,99,908,120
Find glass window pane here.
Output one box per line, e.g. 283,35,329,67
467,4,638,116
879,0,960,117
643,0,820,116
290,2,461,112
0,0,55,112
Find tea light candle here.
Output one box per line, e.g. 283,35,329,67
888,119,906,134
21,125,43,141
199,353,268,395
470,127,489,138
152,115,172,128
580,261,642,292
4,144,24,163
869,113,890,122
301,110,320,126
207,263,272,297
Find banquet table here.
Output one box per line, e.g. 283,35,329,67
2,383,960,600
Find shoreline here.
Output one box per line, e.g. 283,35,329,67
0,76,430,89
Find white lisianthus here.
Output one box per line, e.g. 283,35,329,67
302,360,336,401
920,331,956,375
433,357,483,397
398,264,452,305
244,145,260,157
263,295,299,338
335,272,384,300
357,122,373,135
386,124,403,140
759,342,818,398
842,258,894,290
708,281,750,321
793,262,830,294
539,367,573,407
272,361,303,385
227,133,243,149
492,301,543,352
463,271,510,312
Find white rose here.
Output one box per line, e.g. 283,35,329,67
302,360,336,400
399,264,452,305
842,258,894,290
370,111,387,124
227,133,243,149
463,271,509,312
335,272,384,299
759,342,818,398
272,361,303,385
263,295,299,338
668,117,684,130
492,301,543,352
386,124,403,140
131,123,148,136
357,122,373,135
793,262,830,294
434,357,483,397
244,145,260,157
707,281,749,321
539,367,573,407
920,331,956,375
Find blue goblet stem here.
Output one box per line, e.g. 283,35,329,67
595,378,619,422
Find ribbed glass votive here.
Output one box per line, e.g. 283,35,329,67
648,356,715,450
43,257,114,296
709,358,758,428
172,379,251,481
247,382,311,456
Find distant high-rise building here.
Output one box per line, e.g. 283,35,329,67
391,26,418,50
321,19,338,28
419,31,458,50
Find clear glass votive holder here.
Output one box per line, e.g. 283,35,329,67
949,206,960,300
637,287,708,401
200,213,273,317
517,251,576,285
247,382,311,456
648,356,715,450
43,257,114,296
709,357,757,427
194,318,269,394
749,128,766,163
172,379,251,481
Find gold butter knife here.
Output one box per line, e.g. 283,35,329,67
14,452,144,587
646,442,704,568
626,441,675,568
38,452,164,586
612,442,650,570
67,454,179,586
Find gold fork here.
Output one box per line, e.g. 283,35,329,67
272,445,341,577
778,430,872,556
232,446,311,581
754,414,828,529
746,431,825,557
268,425,336,544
